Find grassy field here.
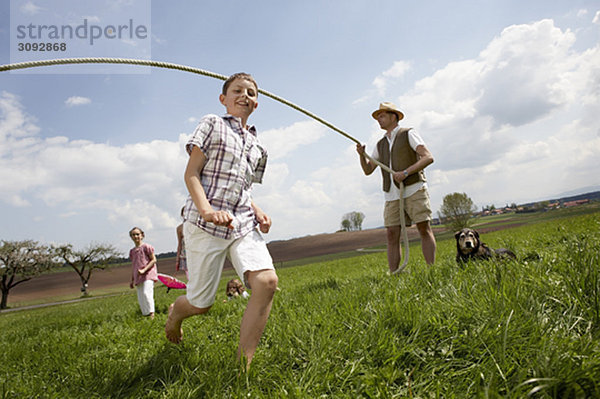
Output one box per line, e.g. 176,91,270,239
1,207,599,398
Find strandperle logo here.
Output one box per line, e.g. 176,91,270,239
10,0,151,74
15,18,148,46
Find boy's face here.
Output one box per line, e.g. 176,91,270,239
219,78,258,121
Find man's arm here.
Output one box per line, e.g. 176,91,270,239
356,144,378,175
392,144,434,183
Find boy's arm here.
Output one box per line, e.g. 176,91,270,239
251,201,271,234
185,146,234,228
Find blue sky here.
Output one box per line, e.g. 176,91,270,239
1,0,599,255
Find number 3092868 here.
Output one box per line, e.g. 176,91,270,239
18,42,67,51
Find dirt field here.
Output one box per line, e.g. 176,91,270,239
8,223,519,308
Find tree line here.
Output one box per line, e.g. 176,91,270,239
0,240,120,309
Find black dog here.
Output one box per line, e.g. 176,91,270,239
455,228,516,263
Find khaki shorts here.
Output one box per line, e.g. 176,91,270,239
384,187,432,227
184,222,274,308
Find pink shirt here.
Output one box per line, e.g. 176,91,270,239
129,243,158,286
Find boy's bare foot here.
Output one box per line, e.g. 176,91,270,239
165,303,183,343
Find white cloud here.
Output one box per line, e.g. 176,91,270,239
65,96,91,107
354,60,412,104
0,93,189,252
258,120,327,161
0,92,40,141
475,20,577,125
395,19,599,174
593,11,600,24
372,60,411,96
82,16,101,23
20,1,43,15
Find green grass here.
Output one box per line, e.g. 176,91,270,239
1,208,599,398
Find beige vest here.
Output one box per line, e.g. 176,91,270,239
376,128,425,192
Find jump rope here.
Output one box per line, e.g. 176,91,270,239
0,57,410,273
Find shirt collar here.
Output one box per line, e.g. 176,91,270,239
385,124,401,142
223,114,257,136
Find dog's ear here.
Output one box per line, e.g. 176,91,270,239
454,230,461,239
472,230,481,248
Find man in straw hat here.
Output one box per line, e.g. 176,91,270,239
356,102,436,270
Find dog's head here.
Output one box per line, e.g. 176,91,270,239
455,228,480,255
226,278,244,297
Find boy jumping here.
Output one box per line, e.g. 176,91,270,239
165,73,278,369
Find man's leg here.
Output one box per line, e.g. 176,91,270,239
386,226,401,273
416,221,436,265
238,269,278,368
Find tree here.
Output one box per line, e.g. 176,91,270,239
54,243,121,297
341,219,352,232
350,211,365,231
0,240,55,309
440,192,477,232
341,211,365,231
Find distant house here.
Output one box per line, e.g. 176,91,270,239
563,199,590,207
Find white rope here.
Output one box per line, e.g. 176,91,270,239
1,57,410,272
391,182,409,274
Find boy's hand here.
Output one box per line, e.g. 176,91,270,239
202,209,235,229
255,210,272,234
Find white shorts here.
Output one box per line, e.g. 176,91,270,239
136,279,155,315
184,222,274,308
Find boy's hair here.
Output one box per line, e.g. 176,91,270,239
222,72,258,95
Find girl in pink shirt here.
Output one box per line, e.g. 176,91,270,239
129,227,158,318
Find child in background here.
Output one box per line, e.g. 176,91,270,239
226,278,250,301
129,227,158,319
175,207,188,279
165,72,278,370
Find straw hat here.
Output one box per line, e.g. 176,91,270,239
372,102,404,120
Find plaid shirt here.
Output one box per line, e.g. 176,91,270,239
183,114,268,239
